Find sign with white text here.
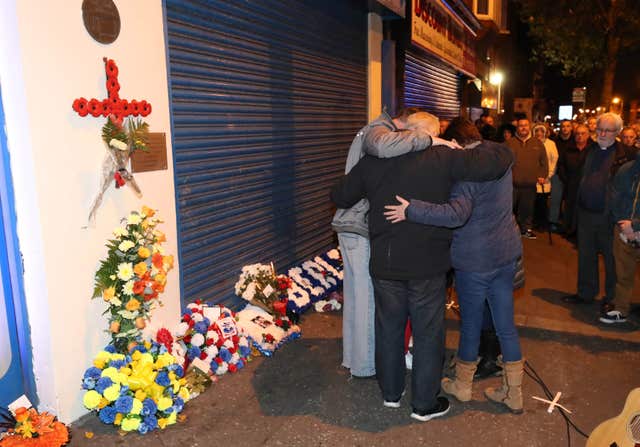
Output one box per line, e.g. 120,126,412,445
411,0,477,76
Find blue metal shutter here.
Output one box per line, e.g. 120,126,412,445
164,0,367,308
403,47,462,119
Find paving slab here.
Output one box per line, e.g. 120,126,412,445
69,233,640,447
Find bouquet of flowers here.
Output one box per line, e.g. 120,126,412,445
92,207,174,353
172,301,252,376
77,58,153,224
82,342,188,433
235,304,301,357
234,263,292,316
285,248,343,314
0,407,69,447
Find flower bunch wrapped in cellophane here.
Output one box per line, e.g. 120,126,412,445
173,301,252,376
234,263,291,315
0,407,69,447
93,206,174,353
82,341,189,434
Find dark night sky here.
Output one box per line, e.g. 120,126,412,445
502,1,640,117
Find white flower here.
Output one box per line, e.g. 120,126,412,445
187,303,200,311
113,226,128,238
127,213,142,225
116,263,134,281
223,339,234,349
231,352,240,363
262,284,274,297
122,280,134,295
175,322,189,337
118,240,135,252
205,345,219,357
216,363,228,375
192,313,203,323
109,138,129,151
191,333,205,347
238,337,249,347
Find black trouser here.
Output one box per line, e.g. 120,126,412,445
513,185,537,232
372,276,446,412
577,208,616,301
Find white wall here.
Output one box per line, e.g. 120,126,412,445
0,0,180,422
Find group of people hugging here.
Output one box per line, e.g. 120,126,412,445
330,108,523,421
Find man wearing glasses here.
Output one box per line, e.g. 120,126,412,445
564,113,630,324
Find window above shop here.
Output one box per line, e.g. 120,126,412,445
473,0,508,32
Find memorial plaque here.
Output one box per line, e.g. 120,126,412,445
131,133,168,173
82,0,120,44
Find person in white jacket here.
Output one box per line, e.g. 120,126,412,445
533,124,559,230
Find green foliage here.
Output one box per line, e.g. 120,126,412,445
101,117,150,152
101,118,127,146
516,0,640,78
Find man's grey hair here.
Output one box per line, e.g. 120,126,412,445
405,111,440,137
597,112,623,133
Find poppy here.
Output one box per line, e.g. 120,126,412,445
101,99,112,117
106,78,120,95
87,98,103,117
105,59,119,78
73,97,89,117
139,100,152,117
129,99,140,116
120,100,130,117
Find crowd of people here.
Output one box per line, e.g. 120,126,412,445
329,107,640,422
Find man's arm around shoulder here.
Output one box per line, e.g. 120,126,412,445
449,141,514,183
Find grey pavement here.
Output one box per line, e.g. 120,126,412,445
70,232,640,446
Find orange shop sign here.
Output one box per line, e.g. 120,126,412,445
411,0,477,76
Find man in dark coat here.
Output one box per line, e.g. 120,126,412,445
330,112,513,422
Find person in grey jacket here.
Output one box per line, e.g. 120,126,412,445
331,107,454,379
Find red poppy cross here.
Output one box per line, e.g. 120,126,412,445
72,57,152,121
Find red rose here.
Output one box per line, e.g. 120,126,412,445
72,97,89,116
139,100,152,117
195,299,202,305
199,351,208,360
129,100,140,116
275,319,283,327
188,320,195,328
156,328,174,352
206,339,214,346
105,59,119,78
232,335,240,344
228,347,236,355
114,171,125,188
183,335,192,344
183,314,191,322
228,364,237,373
215,357,223,365
272,300,287,316
88,99,103,117
216,339,224,348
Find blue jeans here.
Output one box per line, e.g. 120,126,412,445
338,233,376,376
372,277,446,412
455,261,522,362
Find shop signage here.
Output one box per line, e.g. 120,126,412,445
572,87,586,104
411,0,477,76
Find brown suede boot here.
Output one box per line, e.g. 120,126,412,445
441,358,478,402
484,359,524,414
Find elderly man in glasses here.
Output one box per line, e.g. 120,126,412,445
564,113,631,324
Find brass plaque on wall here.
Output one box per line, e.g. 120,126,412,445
131,133,168,173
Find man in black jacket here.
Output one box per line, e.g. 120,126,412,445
330,112,513,422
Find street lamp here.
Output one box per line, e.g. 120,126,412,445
611,96,623,116
490,71,504,114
